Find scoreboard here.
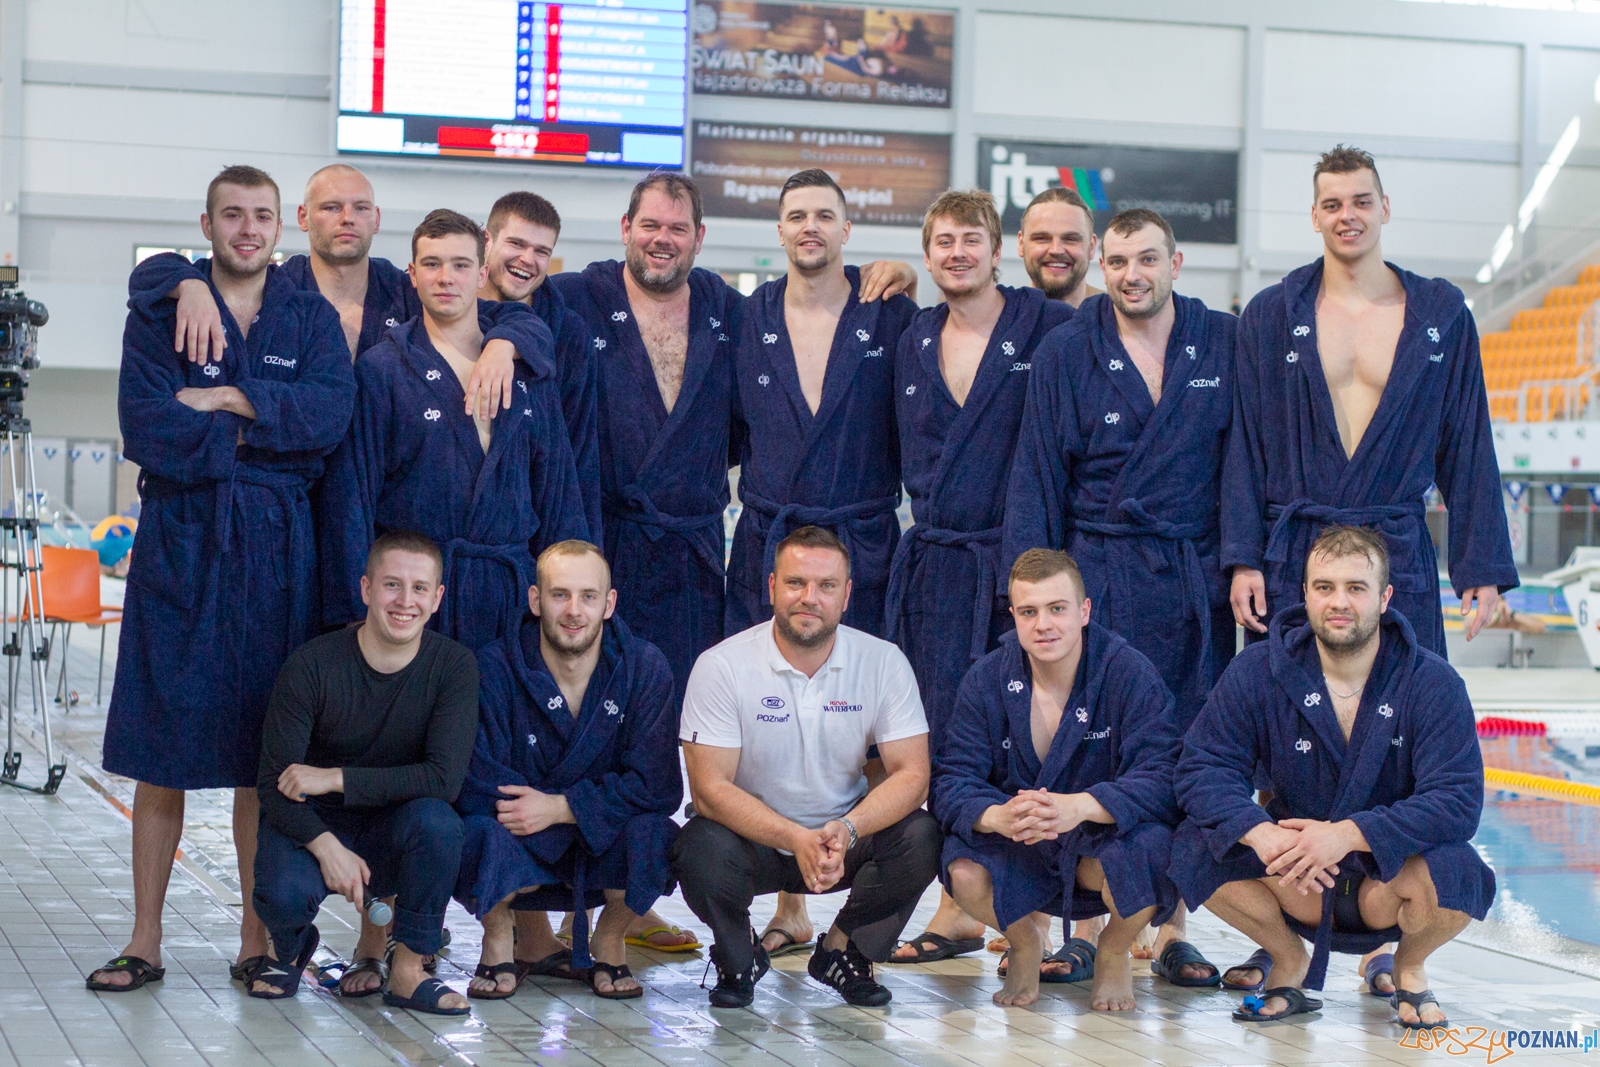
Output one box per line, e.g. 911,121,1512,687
337,0,689,169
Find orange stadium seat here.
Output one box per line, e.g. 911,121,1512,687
1479,266,1600,421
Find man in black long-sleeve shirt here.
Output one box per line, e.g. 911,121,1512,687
251,531,479,1016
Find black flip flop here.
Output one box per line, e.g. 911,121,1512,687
760,928,817,958
1233,986,1323,1023
468,961,522,1000
1221,948,1273,992
339,956,388,998
1392,988,1448,1030
384,975,470,1016
520,948,589,982
886,932,984,964
248,924,321,1001
589,962,644,1000
1152,940,1222,988
229,955,266,984
86,955,166,993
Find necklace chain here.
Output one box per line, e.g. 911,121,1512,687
1327,680,1365,700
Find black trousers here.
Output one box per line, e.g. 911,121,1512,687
671,809,941,976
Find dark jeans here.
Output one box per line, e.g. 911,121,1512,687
253,797,463,957
671,809,941,976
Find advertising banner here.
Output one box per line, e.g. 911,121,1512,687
690,2,954,108
693,120,951,226
979,139,1240,244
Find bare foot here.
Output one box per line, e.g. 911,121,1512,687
1130,922,1158,961
993,922,1044,1007
1223,961,1266,988
1360,946,1396,995
987,935,1009,954
1091,950,1135,1011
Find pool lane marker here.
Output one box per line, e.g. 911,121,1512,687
1485,766,1600,807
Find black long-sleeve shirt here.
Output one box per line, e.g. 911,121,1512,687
257,627,480,845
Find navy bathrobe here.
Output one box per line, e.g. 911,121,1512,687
890,287,1073,735
549,263,740,710
454,615,680,968
318,313,587,651
726,268,917,638
1004,294,1236,730
1171,605,1495,988
1222,260,1518,655
106,260,355,789
931,624,1182,929
528,281,602,540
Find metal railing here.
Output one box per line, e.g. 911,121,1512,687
1471,204,1600,334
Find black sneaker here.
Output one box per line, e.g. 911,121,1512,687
808,939,891,1006
706,929,770,1009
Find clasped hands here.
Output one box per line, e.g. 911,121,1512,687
979,789,1098,844
1243,817,1366,895
789,820,852,894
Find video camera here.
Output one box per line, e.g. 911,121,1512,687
0,266,48,413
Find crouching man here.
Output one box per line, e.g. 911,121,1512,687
454,540,680,1001
673,526,941,1009
932,549,1183,1010
1172,526,1494,1027
251,531,479,1016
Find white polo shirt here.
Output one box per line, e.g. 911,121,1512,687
680,621,928,829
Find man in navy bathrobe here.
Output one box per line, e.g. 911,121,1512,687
1224,145,1516,661
91,166,356,993
1172,526,1493,1027
454,541,680,1001
933,548,1182,1011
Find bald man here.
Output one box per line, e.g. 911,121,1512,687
129,163,532,420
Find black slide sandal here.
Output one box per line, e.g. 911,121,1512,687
1222,948,1273,992
468,961,522,1000
886,932,985,964
338,956,388,998
248,924,320,1001
229,955,266,984
384,975,470,1016
86,955,166,993
1233,986,1323,1023
1392,988,1448,1030
1152,940,1222,988
590,962,644,1000
521,948,589,982
761,928,817,958
1041,938,1096,984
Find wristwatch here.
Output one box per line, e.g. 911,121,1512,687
839,816,859,850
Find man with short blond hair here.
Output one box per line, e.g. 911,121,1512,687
885,189,1073,965
453,539,680,1001
675,525,940,1009
1018,186,1101,307
92,164,356,994
933,548,1182,1011
1174,525,1494,1027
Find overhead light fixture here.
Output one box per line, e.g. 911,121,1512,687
1477,116,1580,283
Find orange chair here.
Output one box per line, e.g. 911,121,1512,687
38,545,121,706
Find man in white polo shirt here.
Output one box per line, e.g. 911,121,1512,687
674,525,940,1009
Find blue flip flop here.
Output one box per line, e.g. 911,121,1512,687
1042,938,1096,983
1152,940,1221,988
1222,948,1274,992
1365,952,1395,998
383,975,470,1016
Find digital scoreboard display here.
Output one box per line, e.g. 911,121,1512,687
337,0,689,169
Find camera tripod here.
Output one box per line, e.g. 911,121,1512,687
0,405,64,795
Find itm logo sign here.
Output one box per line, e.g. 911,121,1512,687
987,144,1111,212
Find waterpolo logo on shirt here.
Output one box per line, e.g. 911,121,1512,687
1007,679,1023,693
593,337,606,350
263,355,296,369
1304,692,1321,706
761,696,785,709
1285,351,1300,364
1109,359,1124,371
857,329,871,342
423,409,441,421
1104,411,1120,424
1295,738,1313,753
426,369,441,381
612,311,628,322
605,699,620,716
1379,703,1395,718
1188,377,1221,388
1001,341,1015,357
547,695,564,710
762,333,778,345
1293,325,1309,337
758,374,771,386
1427,327,1440,343
824,699,864,713
203,364,220,378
